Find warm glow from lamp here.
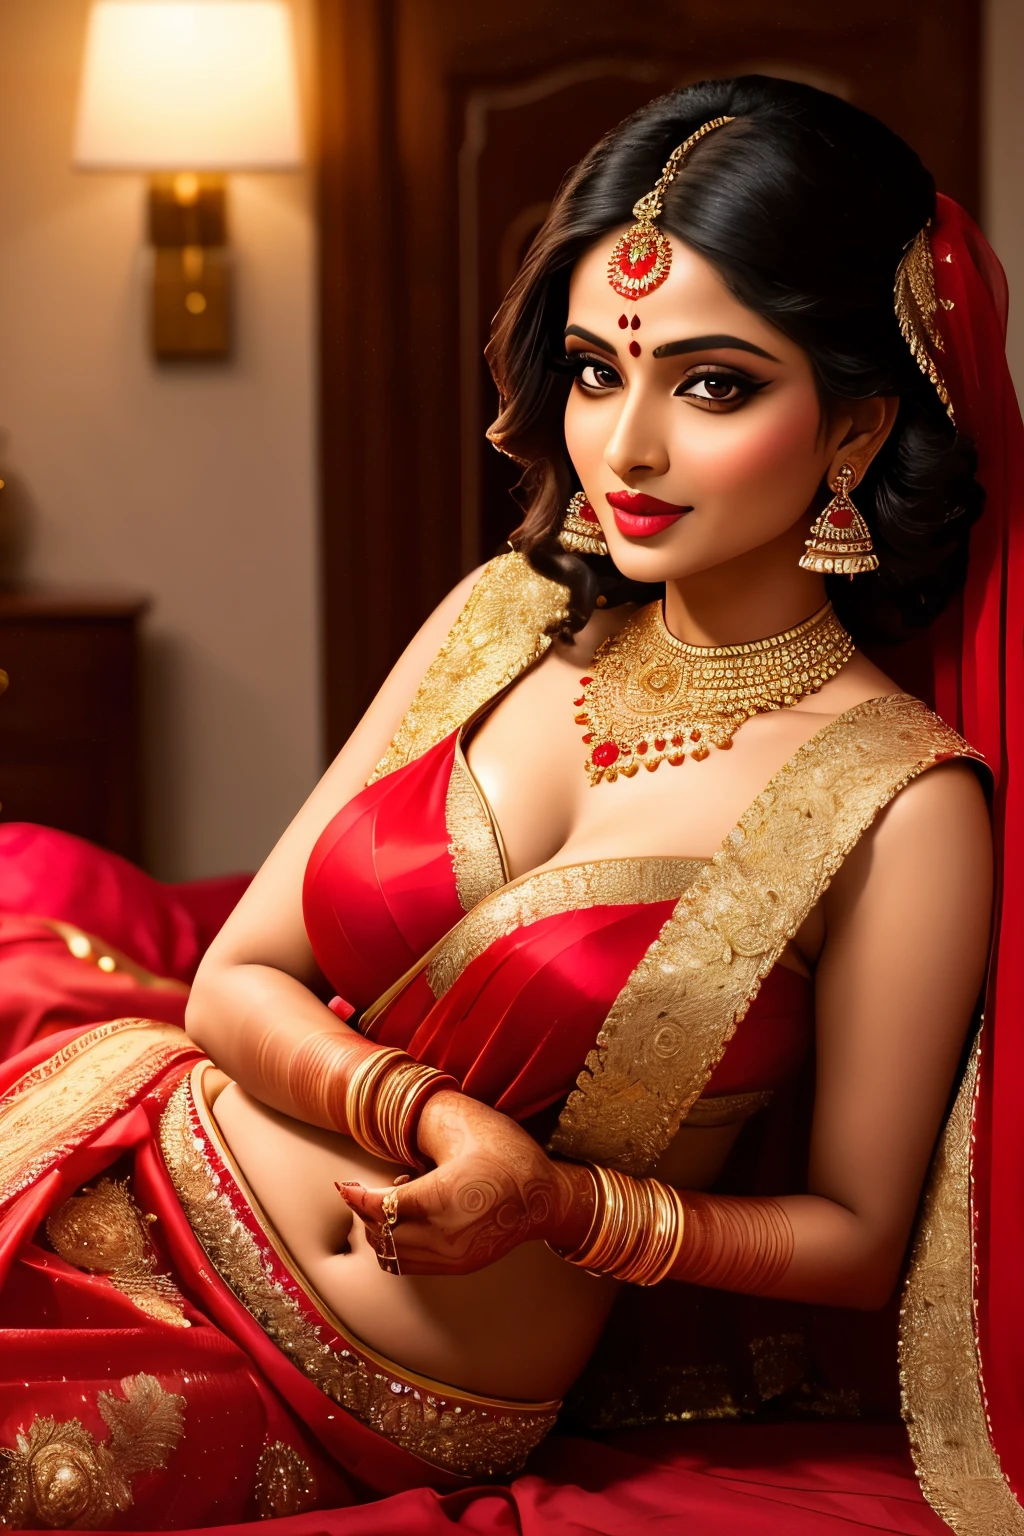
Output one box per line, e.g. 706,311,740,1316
73,2,302,360
74,2,302,170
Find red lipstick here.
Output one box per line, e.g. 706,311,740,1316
605,490,690,538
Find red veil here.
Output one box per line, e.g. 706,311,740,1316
902,196,1024,1513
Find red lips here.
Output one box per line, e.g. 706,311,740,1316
605,490,690,538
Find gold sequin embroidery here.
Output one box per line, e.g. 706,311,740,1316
47,1178,188,1329
900,1034,1024,1532
551,695,982,1175
0,1373,185,1530
426,857,706,1000
446,744,507,912
0,1019,198,1207
159,1073,558,1480
253,1442,317,1520
368,552,570,785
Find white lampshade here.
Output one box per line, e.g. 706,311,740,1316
74,2,302,170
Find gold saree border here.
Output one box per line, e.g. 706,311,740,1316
550,695,983,1175
0,1019,198,1208
446,744,508,912
900,1033,1024,1533
160,1066,559,1481
367,552,570,785
426,856,706,1000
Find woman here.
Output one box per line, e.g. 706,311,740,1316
1,77,1021,1534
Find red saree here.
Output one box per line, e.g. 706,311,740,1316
0,197,1019,1535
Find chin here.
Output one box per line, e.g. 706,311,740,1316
605,537,706,585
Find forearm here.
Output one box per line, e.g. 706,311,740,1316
185,960,377,1128
551,1165,897,1309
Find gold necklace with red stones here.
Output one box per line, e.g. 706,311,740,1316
574,600,855,785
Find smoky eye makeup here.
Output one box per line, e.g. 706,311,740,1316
564,350,623,391
673,365,769,409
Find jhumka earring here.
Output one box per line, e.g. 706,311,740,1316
559,492,609,557
799,463,879,578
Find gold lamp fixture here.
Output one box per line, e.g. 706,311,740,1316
74,2,302,360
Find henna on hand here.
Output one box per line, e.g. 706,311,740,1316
339,1093,596,1274
671,1191,795,1295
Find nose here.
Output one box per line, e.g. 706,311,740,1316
603,390,671,483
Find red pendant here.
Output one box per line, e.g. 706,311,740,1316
607,221,672,300
592,742,620,768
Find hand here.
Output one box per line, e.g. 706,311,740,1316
337,1091,594,1275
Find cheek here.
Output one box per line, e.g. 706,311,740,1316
681,390,823,499
564,392,609,475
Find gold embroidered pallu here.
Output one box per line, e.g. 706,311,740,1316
0,1018,199,1210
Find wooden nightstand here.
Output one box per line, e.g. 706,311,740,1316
0,588,149,862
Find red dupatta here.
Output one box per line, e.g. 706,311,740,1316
897,197,1024,1518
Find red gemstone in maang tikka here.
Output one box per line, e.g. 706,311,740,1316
607,220,673,300
591,742,620,768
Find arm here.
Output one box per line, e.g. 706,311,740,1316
343,761,992,1306
184,566,485,1127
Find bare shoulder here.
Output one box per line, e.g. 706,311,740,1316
829,752,992,920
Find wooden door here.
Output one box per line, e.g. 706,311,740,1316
317,0,979,755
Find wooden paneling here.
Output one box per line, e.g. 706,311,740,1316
317,0,980,756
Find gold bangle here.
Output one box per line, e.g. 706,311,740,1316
552,1162,686,1286
343,1047,458,1168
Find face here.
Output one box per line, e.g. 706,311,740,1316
562,232,850,584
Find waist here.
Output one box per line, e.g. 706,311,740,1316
158,1062,560,1482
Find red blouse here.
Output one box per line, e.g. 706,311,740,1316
303,731,812,1126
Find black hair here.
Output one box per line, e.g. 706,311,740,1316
485,75,982,643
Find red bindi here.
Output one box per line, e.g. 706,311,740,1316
631,315,641,330
617,314,629,329
629,340,641,357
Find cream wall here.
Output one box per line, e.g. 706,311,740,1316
0,0,319,881
985,0,1024,398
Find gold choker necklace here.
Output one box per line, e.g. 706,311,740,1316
574,601,855,785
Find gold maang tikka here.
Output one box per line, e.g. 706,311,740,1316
607,116,735,300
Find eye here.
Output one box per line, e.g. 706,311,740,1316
567,353,622,393
674,369,765,409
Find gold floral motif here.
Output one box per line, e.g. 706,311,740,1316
0,1373,185,1530
0,1019,198,1208
159,1072,559,1480
367,553,570,785
900,1035,1024,1533
446,744,507,911
253,1442,317,1520
551,695,982,1174
47,1178,188,1329
426,857,706,1000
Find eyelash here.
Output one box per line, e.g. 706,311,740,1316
565,353,766,410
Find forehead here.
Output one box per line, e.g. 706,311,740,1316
567,228,795,357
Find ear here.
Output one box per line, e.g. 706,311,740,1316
827,396,900,487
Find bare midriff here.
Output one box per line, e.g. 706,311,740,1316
211,1078,744,1404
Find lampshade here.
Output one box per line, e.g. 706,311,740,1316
74,2,302,170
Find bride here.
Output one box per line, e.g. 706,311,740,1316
0,75,1020,1536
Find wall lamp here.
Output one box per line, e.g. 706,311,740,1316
74,1,302,360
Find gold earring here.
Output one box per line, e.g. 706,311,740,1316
799,463,878,578
558,491,608,557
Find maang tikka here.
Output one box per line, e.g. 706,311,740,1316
608,116,735,301
799,463,878,578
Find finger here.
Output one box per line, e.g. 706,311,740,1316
335,1182,387,1225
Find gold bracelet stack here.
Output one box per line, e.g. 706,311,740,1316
343,1047,458,1169
554,1163,686,1286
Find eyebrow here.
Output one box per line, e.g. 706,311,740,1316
564,325,617,355
652,334,780,362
